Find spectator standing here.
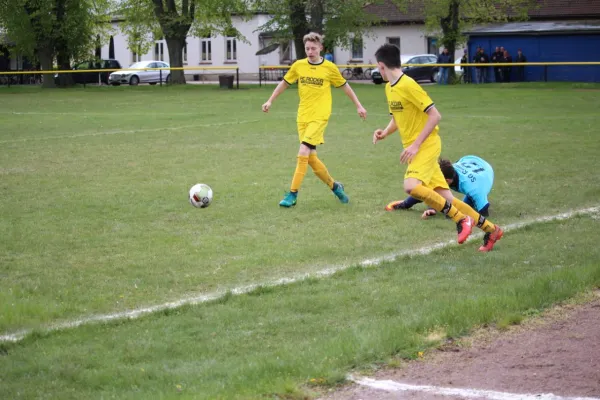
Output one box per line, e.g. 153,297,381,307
491,46,503,82
460,49,470,83
475,47,489,83
515,49,527,81
503,50,513,82
437,48,452,85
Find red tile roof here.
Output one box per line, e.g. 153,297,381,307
362,0,424,23
364,0,600,24
529,0,600,19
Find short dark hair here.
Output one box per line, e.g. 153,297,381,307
439,158,456,181
375,44,401,68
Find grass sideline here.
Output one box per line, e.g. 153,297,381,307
1,215,599,399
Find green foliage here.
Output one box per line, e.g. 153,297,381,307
251,0,383,57
0,0,114,63
118,0,250,59
392,0,538,48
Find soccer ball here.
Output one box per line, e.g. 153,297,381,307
189,183,213,208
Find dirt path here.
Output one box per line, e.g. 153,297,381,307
320,292,600,400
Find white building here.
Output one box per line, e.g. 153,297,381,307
102,1,459,81
103,14,298,81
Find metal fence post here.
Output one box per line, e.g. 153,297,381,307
236,68,239,89
160,69,163,86
544,65,548,82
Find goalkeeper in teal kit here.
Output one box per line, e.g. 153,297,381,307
386,155,494,218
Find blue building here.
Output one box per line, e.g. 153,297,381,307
465,21,600,83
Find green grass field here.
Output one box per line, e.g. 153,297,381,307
1,82,600,399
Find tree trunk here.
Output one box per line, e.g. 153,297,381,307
309,0,324,33
37,46,55,88
56,48,74,87
109,36,115,59
166,37,186,84
95,35,101,60
440,0,460,82
290,0,308,59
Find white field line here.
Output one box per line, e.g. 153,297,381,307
350,376,600,400
0,118,278,144
1,206,598,343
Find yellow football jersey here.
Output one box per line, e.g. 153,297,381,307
385,74,439,148
283,58,347,122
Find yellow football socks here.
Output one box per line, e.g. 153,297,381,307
410,184,465,223
290,155,309,192
451,198,496,233
309,154,335,189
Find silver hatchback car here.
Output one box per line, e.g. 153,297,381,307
109,60,171,85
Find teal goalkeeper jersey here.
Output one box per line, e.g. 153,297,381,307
453,155,494,212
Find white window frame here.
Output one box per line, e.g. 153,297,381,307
279,40,292,64
386,37,401,53
351,37,363,61
132,50,142,63
225,37,237,62
154,41,165,61
182,43,188,65
200,38,212,63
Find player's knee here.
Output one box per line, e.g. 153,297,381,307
403,178,421,195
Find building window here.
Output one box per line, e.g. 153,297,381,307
154,41,165,61
427,37,439,56
132,50,142,63
183,43,188,64
226,37,237,62
387,37,401,53
201,38,212,62
279,40,292,64
351,37,363,60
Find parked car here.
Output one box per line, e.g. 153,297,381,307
54,59,122,85
371,54,440,84
109,61,171,85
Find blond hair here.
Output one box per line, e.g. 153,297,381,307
303,32,323,45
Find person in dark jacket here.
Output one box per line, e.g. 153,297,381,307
460,49,470,83
437,48,452,84
474,48,489,83
502,50,513,82
491,46,503,82
515,49,527,81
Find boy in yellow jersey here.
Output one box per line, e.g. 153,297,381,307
262,32,367,207
372,44,503,252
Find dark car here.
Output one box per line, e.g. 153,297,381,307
55,59,122,85
372,54,439,84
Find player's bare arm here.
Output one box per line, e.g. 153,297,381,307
373,118,397,144
262,80,290,113
399,106,441,164
340,83,367,120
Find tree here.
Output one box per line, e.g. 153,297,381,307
251,0,383,60
392,0,537,81
0,0,113,88
119,0,249,85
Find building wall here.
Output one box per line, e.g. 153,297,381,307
334,25,465,66
101,15,272,78
468,33,600,82
100,18,465,79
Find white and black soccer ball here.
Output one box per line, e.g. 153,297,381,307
189,183,213,208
